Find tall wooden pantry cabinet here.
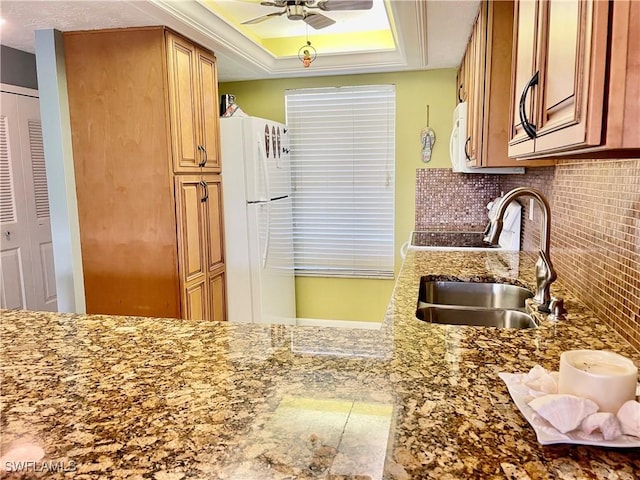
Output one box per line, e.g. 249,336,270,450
64,27,226,321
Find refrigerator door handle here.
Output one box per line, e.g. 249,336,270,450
262,202,272,269
257,136,271,201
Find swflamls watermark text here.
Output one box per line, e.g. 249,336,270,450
3,460,77,473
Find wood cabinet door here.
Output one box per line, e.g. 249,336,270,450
185,279,208,321
175,175,225,321
509,0,609,157
466,10,486,167
175,176,207,288
203,176,224,272
475,3,489,165
167,32,211,173
508,0,539,156
461,47,470,104
208,269,226,322
606,0,640,149
456,58,465,103
166,32,220,174
196,49,221,172
533,0,608,153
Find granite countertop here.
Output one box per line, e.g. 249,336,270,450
1,250,639,479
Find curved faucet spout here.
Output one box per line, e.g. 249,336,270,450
483,187,557,312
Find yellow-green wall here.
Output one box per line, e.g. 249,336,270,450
220,69,456,322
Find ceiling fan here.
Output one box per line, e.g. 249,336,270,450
241,0,374,30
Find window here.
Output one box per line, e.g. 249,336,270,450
285,85,395,279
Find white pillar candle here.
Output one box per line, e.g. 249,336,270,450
558,350,638,413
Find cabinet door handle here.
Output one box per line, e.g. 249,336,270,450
197,145,207,167
519,71,539,140
458,83,464,103
200,180,208,203
464,136,472,162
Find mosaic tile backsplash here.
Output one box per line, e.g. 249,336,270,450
415,169,500,231
415,159,640,351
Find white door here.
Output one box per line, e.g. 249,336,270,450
0,90,57,311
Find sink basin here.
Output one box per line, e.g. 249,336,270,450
415,278,536,329
416,305,536,329
418,280,533,309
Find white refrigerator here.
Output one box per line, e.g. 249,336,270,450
220,116,296,325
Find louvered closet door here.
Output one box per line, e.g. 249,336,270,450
18,94,57,310
0,93,29,309
0,91,56,311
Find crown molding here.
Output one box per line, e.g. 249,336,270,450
133,0,418,81
1,0,478,83
132,1,278,71
415,0,429,67
128,0,473,82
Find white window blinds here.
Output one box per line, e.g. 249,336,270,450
285,85,395,279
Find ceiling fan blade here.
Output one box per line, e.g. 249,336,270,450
316,0,373,11
303,12,336,29
241,10,286,25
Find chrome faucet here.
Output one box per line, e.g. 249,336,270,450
483,187,558,313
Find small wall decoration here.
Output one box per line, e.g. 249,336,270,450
421,105,436,163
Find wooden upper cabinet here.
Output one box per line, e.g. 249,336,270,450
458,1,551,168
456,56,465,104
508,0,639,158
166,32,220,173
538,0,585,138
466,16,483,166
509,0,538,155
197,50,221,171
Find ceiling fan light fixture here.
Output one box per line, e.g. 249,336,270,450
287,4,305,21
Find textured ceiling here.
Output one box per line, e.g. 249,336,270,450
0,1,157,53
0,0,480,82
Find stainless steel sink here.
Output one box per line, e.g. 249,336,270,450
416,305,536,329
416,278,536,329
418,280,533,309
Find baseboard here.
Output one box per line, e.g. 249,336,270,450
295,317,382,330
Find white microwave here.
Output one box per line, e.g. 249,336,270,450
449,102,523,174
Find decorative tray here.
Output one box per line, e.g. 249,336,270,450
499,372,640,447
